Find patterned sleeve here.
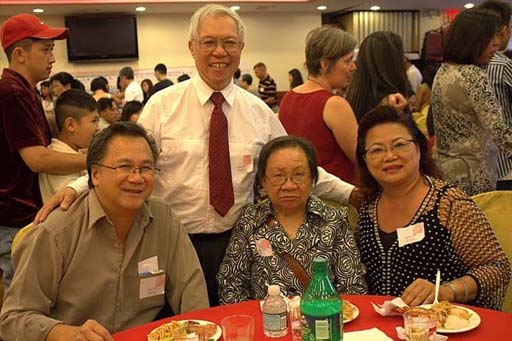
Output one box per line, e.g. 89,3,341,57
439,187,511,310
332,208,368,295
467,66,512,158
217,205,256,305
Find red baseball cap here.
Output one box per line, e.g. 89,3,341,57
0,14,68,51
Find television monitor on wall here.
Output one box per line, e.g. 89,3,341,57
65,14,139,62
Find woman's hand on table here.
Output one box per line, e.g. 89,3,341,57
401,278,454,306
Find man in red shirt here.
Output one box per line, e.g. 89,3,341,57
0,14,87,288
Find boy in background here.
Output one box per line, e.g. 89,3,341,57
39,89,99,202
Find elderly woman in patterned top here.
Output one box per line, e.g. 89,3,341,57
355,105,510,310
431,8,512,196
217,136,367,303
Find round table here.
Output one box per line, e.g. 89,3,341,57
113,295,512,340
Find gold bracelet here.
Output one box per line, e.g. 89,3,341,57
459,277,469,302
444,281,458,302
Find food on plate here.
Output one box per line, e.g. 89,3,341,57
396,301,472,329
343,300,355,321
147,320,218,340
431,301,472,329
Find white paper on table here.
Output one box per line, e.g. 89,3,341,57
372,297,408,316
344,327,393,341
396,326,448,341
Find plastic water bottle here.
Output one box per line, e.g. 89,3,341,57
301,257,343,341
262,285,288,338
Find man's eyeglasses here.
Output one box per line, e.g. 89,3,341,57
265,172,310,186
195,38,242,54
95,163,160,177
364,138,415,161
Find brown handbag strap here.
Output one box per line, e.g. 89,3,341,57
267,216,312,289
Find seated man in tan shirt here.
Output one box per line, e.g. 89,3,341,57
0,122,209,341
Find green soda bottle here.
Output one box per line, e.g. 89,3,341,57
301,257,343,341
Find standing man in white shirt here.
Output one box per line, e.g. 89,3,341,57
119,66,143,103
37,4,360,307
139,4,360,306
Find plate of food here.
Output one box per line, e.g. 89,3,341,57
147,319,222,341
421,301,481,333
343,300,359,323
395,301,481,334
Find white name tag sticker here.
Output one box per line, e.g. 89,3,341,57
238,154,253,173
138,256,158,275
139,271,165,299
397,222,425,247
255,238,274,257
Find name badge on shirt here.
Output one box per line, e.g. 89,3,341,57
256,238,274,256
238,154,253,173
397,222,425,247
139,270,165,299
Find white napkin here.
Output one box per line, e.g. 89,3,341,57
372,297,408,316
344,328,393,341
396,326,448,341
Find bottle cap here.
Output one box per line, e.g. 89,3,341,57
268,285,281,296
312,256,328,271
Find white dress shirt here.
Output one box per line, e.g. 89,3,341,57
137,75,354,234
124,80,144,102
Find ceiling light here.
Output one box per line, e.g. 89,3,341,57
464,3,475,9
33,8,44,13
230,5,240,11
370,5,381,11
317,5,328,11
135,6,146,12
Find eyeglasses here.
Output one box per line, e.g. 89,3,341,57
265,171,310,186
364,139,415,161
194,38,242,54
95,163,160,177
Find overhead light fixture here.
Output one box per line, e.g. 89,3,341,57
230,5,240,11
370,5,381,11
135,6,146,12
33,8,44,13
464,3,475,9
317,5,328,11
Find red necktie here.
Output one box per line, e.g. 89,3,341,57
208,92,234,216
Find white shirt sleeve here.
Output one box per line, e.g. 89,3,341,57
67,175,89,194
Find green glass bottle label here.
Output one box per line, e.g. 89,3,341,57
301,312,342,340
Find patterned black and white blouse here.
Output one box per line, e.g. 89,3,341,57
356,176,510,310
217,195,368,304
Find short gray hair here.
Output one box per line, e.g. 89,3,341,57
189,4,246,41
306,26,357,77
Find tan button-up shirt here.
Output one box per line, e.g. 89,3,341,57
0,190,209,340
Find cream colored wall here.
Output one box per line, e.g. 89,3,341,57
0,12,320,91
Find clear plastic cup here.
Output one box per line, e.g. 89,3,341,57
288,296,302,341
403,310,437,341
221,314,254,341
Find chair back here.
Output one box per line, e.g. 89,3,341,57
10,223,35,255
472,191,512,313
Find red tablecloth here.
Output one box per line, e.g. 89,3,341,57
113,295,512,340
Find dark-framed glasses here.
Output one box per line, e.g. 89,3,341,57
364,138,415,161
195,38,242,54
95,163,160,177
266,172,310,186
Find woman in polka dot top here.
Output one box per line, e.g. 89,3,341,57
354,105,510,310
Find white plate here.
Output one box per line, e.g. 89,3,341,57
344,301,359,324
420,304,481,333
147,319,222,341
